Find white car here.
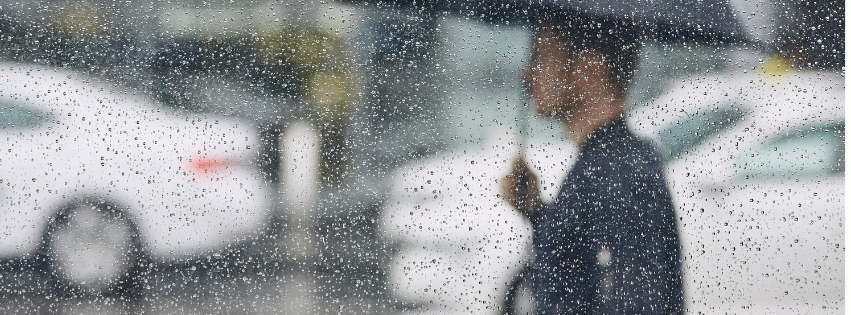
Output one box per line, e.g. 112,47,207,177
628,65,844,314
0,64,273,295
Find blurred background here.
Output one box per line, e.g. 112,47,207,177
0,0,843,314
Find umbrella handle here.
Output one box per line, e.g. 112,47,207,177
517,101,531,155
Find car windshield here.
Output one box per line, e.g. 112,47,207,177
0,0,843,315
0,99,52,129
656,103,748,160
739,124,845,179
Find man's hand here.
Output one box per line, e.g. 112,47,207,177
500,158,543,218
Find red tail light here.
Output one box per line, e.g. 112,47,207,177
186,156,234,178
193,158,231,172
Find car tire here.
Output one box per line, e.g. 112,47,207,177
42,198,144,298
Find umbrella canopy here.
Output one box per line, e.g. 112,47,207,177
347,0,749,44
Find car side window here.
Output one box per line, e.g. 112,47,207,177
739,124,845,179
0,99,51,129
657,102,747,160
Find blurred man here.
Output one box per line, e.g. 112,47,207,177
502,14,683,315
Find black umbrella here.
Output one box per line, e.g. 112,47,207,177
348,0,749,44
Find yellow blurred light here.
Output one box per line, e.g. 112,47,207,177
308,71,357,122
51,1,110,37
254,25,346,70
758,55,793,83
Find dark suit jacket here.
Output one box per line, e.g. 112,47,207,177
531,118,683,315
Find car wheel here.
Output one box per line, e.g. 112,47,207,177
43,198,143,297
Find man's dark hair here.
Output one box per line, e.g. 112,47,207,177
540,12,642,101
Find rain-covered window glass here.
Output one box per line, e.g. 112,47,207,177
0,0,843,314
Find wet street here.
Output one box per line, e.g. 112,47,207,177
0,209,391,315
1,263,388,315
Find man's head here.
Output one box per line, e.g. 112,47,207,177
523,15,641,120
